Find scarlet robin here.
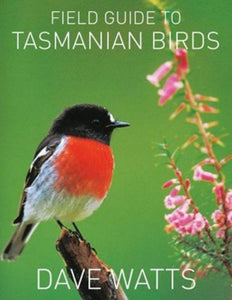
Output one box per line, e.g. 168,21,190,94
2,104,129,260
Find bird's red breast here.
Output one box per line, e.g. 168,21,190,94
53,137,114,200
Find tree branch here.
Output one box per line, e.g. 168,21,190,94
56,228,128,300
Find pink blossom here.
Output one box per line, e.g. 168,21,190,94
158,74,184,106
214,185,223,197
165,210,179,223
162,179,178,189
178,213,205,235
146,61,173,87
213,183,224,204
165,200,191,223
178,199,191,214
164,195,185,209
176,213,194,227
178,213,206,235
227,210,232,225
216,229,225,239
165,198,207,236
192,213,206,232
172,195,186,206
164,196,176,209
164,186,184,209
211,209,225,226
170,212,206,235
211,209,222,222
226,190,232,209
176,226,188,235
170,185,181,197
193,165,217,182
175,48,189,76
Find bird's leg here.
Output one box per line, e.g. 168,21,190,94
56,220,68,230
73,222,98,255
72,222,97,255
72,222,84,240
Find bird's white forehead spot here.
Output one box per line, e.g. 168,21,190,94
108,112,115,123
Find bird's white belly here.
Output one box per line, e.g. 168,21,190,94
47,192,102,222
25,179,103,222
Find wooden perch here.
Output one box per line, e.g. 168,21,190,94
56,228,128,300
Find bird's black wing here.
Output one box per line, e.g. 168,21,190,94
13,134,62,224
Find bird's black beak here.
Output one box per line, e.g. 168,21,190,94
106,120,130,129
113,120,130,128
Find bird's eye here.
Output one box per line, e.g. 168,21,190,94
91,119,100,127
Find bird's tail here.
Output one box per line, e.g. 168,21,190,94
1,222,38,261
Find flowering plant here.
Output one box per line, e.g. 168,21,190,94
147,9,232,280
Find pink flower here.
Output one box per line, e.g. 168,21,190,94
162,179,178,189
226,190,232,209
164,196,176,209
192,213,206,232
176,213,194,227
158,74,184,106
164,195,185,209
213,183,224,204
178,199,191,214
165,210,179,223
227,210,232,225
176,226,189,235
165,198,207,236
178,213,206,235
170,185,181,197
211,209,225,226
169,212,206,235
175,48,189,76
180,213,206,234
193,165,217,182
164,185,184,209
211,209,222,222
165,199,191,223
216,229,225,239
146,61,173,87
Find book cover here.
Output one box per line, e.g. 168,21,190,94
1,0,231,299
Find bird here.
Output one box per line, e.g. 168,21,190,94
2,103,129,261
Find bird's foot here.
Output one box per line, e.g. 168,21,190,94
72,222,84,240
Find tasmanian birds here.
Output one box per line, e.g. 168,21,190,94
2,104,129,260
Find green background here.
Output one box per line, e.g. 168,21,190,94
1,0,232,299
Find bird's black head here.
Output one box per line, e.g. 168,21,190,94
49,104,129,145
